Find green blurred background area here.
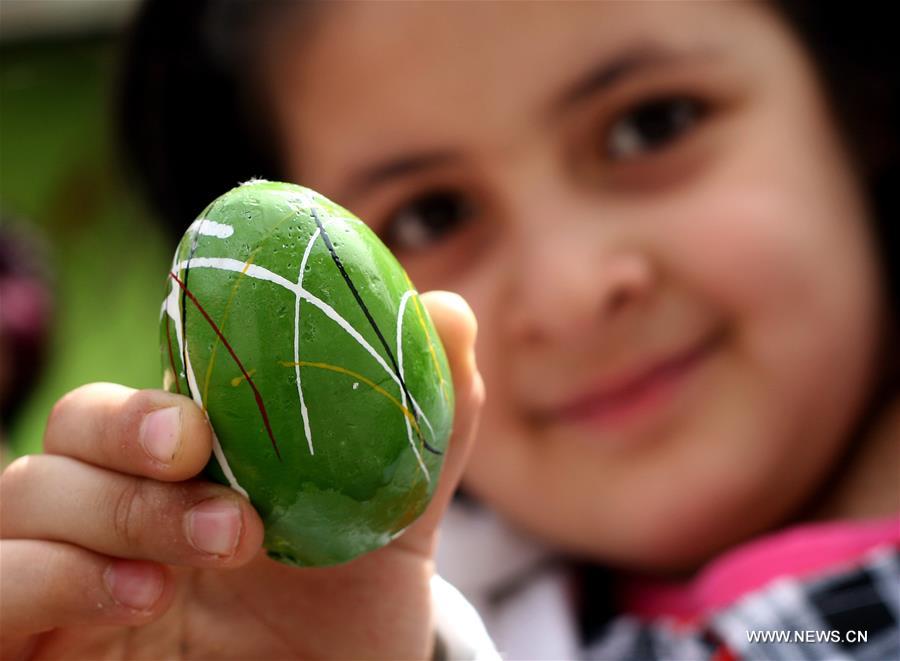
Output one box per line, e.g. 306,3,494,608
1,2,170,458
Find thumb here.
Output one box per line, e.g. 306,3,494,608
390,291,484,557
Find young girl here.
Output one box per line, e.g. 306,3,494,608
2,1,897,659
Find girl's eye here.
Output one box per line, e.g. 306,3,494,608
382,190,474,252
606,96,707,161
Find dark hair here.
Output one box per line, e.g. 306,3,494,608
115,0,284,239
772,0,899,310
777,3,899,415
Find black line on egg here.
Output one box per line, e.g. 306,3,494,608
310,209,443,456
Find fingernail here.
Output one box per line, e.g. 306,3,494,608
140,407,182,463
104,561,164,611
186,498,242,556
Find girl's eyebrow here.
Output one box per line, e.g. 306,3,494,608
342,150,460,203
548,42,718,118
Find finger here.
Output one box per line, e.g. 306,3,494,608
0,540,174,638
1,454,263,568
43,382,213,481
391,291,484,556
420,290,479,390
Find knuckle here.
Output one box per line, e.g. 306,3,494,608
1,454,31,479
43,384,107,453
43,392,75,451
1,455,37,498
0,456,45,531
110,479,147,549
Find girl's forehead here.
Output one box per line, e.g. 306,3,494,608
265,1,793,190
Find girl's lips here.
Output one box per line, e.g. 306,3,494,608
540,331,723,431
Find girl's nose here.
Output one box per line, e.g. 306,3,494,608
503,224,657,345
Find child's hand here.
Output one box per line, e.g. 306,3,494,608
0,291,483,660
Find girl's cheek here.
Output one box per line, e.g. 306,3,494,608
660,190,813,326
658,172,880,434
652,132,869,336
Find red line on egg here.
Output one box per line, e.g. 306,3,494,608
169,271,282,461
202,252,258,408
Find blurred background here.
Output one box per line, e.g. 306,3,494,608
1,0,167,458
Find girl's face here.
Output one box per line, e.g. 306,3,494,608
266,2,884,571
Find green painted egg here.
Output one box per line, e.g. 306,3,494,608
159,180,453,566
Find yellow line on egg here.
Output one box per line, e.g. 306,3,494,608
404,274,452,404
279,360,423,438
230,368,257,387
